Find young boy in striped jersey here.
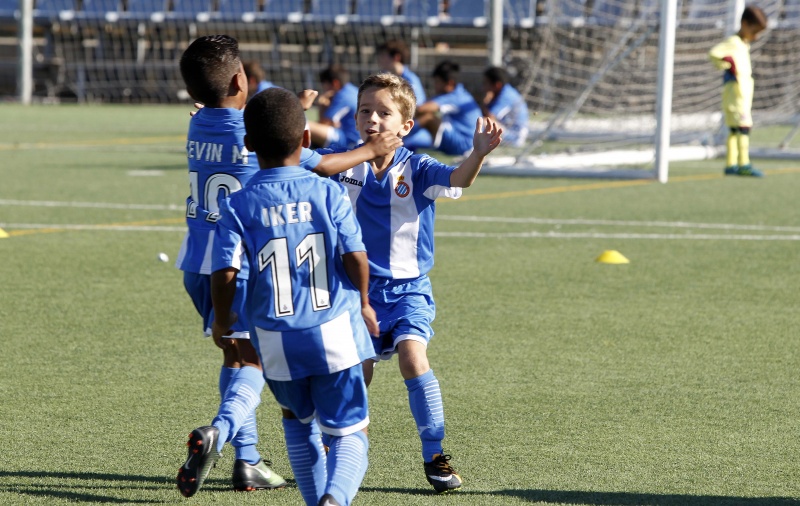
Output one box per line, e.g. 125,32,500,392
321,73,502,493
709,5,767,177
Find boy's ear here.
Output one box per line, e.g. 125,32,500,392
302,128,311,149
244,134,254,152
398,118,414,138
231,70,247,96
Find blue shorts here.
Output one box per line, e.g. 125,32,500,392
368,276,436,360
267,364,369,436
434,122,473,156
182,271,251,339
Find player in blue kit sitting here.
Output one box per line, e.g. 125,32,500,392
405,60,483,156
481,66,530,147
321,73,502,493
308,64,361,149
210,87,379,506
175,35,400,498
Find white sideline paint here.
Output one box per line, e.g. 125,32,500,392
0,199,182,211
0,223,186,232
438,215,800,233
436,231,800,241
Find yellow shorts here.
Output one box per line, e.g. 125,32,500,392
722,78,754,128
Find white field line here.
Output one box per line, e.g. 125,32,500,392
438,215,800,233
0,223,186,232
436,231,800,241
0,199,183,211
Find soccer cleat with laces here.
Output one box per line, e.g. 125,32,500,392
177,426,222,498
423,453,462,493
232,458,287,491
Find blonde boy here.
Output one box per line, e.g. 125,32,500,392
321,73,501,493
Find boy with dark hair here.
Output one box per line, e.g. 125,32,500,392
211,87,378,506
407,60,483,156
376,39,426,103
481,66,530,147
175,35,400,498
308,64,360,149
320,72,502,493
709,4,768,177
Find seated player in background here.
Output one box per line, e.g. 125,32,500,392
480,66,530,148
175,35,401,499
243,60,276,100
307,64,361,149
211,87,379,506
405,60,483,156
376,39,426,104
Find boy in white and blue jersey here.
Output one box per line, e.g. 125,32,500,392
175,35,401,499
308,65,361,149
406,60,483,156
321,73,502,493
211,87,379,506
481,66,530,147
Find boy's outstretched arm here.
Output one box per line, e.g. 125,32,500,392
341,251,379,337
450,117,503,188
313,131,403,177
210,267,239,350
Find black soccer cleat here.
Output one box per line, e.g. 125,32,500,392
318,493,341,506
423,453,462,493
176,426,221,498
232,458,287,491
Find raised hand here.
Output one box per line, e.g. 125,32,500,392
472,116,503,157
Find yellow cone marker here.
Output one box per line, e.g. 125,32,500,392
0,228,8,239
596,250,629,264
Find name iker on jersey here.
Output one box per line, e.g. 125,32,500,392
340,175,363,187
262,201,314,227
186,140,250,165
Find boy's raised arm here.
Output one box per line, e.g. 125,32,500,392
313,131,403,177
449,117,503,188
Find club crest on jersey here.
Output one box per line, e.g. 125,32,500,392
394,175,410,198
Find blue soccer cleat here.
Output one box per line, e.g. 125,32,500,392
736,164,764,177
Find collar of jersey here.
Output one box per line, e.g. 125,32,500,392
249,166,310,182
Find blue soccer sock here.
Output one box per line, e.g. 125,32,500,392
230,366,265,464
405,369,445,462
212,365,263,457
219,366,237,398
283,418,327,506
326,430,368,506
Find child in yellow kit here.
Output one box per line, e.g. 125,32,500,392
708,4,767,177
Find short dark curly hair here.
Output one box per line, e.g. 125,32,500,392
244,88,306,160
180,35,241,106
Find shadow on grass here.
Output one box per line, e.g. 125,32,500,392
0,470,297,503
362,487,800,505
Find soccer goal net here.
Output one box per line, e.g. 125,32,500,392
487,0,800,179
